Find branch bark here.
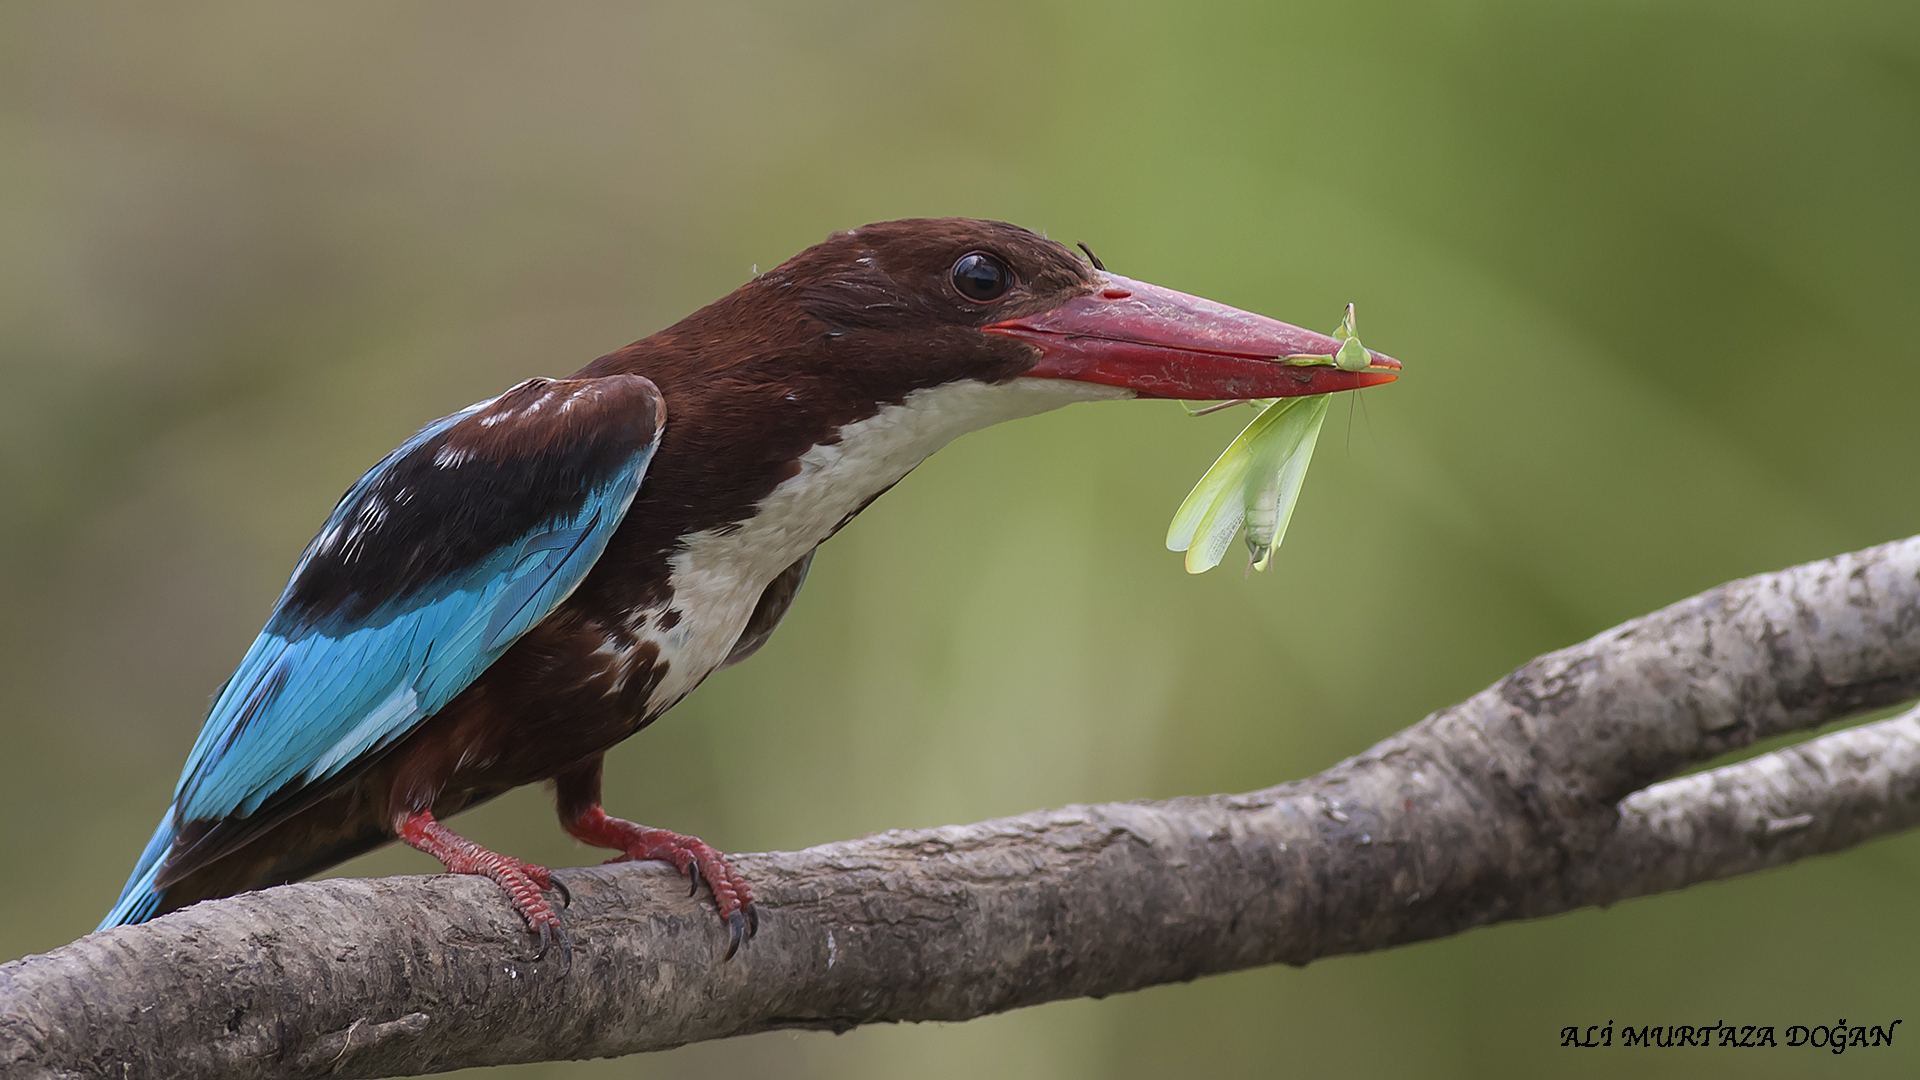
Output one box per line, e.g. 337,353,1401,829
7,536,1920,1080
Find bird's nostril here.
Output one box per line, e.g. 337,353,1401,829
1101,288,1132,300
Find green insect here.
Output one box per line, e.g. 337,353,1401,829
1166,303,1370,574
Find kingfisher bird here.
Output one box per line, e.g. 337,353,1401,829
99,218,1397,958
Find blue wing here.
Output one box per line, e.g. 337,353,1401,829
101,374,664,928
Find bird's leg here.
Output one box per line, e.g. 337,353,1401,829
397,808,569,960
554,758,757,958
568,807,758,950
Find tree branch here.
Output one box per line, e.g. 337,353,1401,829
6,537,1920,1080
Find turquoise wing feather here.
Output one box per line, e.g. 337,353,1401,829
100,374,663,928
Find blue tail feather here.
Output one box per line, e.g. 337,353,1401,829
98,816,176,930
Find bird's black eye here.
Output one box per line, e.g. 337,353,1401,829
951,252,1012,303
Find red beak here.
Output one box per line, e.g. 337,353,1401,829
983,274,1399,400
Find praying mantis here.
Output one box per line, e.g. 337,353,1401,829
1165,304,1385,574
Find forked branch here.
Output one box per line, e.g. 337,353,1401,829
5,538,1920,1079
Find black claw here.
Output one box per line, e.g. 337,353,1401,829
687,860,703,898
550,876,572,909
529,921,573,974
724,909,748,961
745,901,759,938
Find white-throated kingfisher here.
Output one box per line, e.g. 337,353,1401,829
99,218,1397,959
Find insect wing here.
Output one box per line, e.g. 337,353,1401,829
1249,394,1331,569
1240,398,1318,553
1167,413,1265,572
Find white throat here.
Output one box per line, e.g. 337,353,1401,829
638,377,1129,708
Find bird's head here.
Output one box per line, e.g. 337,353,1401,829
744,217,1399,406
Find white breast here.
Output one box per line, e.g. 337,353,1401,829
630,376,1129,712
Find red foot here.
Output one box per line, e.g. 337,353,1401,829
399,809,570,959
564,805,757,957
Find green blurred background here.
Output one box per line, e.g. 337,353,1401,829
4,1,1918,1076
